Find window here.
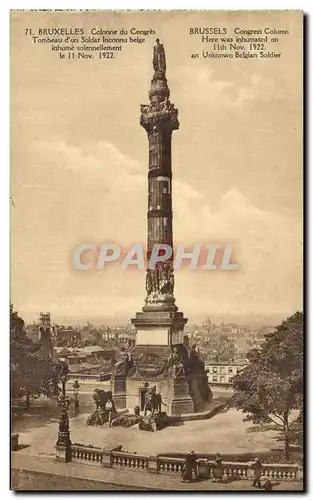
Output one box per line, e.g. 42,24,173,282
213,367,218,373
220,376,225,383
163,218,167,226
228,367,233,374
220,367,225,374
229,377,234,383
213,376,218,382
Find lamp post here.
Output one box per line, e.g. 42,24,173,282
55,362,71,461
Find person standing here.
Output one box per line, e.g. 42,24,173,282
213,453,223,483
107,397,113,427
74,397,80,416
251,458,262,488
189,451,199,481
181,458,192,483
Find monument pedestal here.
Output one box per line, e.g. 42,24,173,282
125,374,193,416
167,377,194,415
111,375,127,410
125,308,194,416
131,309,187,350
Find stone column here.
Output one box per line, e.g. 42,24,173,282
129,41,192,416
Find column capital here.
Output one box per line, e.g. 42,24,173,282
140,101,179,134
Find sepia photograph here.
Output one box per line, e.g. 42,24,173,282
10,9,303,491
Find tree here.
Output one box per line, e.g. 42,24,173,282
10,304,59,407
230,312,303,461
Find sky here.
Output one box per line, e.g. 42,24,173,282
10,11,303,325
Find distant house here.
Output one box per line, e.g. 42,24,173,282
205,360,248,388
235,337,251,359
54,345,115,375
80,346,115,369
56,328,80,345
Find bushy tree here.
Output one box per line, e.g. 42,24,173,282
230,312,303,461
10,304,59,407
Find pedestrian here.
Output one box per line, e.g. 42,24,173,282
181,458,192,483
213,452,223,483
74,397,80,416
108,409,113,427
251,458,262,488
106,399,116,427
188,451,199,481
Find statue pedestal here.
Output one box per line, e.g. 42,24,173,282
167,377,194,415
127,307,193,416
131,309,187,348
111,375,126,410
128,305,211,416
126,375,193,416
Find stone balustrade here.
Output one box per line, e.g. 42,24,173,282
68,372,111,381
196,459,300,482
260,463,300,481
71,444,103,465
158,456,184,473
56,443,303,481
111,451,149,470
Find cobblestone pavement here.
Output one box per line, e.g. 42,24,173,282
11,453,303,491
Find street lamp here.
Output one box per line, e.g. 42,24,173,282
56,361,71,454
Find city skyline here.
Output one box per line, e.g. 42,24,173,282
22,310,294,329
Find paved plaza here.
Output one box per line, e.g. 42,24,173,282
13,395,281,458
11,395,303,491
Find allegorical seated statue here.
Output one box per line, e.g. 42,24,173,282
167,347,185,379
113,347,133,376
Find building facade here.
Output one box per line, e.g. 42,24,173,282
205,361,248,388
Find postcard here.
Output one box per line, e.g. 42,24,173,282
10,10,303,491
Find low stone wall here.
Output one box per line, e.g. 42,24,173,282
55,443,303,481
168,403,226,422
11,434,19,451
